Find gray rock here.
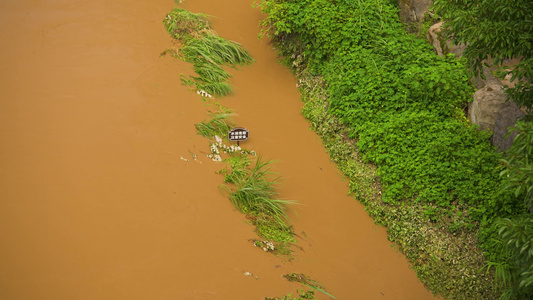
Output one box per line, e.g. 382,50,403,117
492,101,525,152
469,83,507,132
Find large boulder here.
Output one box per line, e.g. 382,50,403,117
469,83,507,132
492,101,526,152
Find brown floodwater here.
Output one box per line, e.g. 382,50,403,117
0,0,438,299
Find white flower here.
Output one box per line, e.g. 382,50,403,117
215,135,222,144
210,144,219,154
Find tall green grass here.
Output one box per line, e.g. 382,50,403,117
220,156,296,248
163,7,254,97
183,35,254,67
195,111,235,139
163,8,210,40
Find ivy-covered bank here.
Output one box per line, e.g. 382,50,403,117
258,0,528,299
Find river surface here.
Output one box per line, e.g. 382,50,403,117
0,0,438,299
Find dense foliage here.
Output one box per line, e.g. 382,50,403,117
433,0,533,115
258,0,532,298
259,0,501,208
487,121,533,299
432,1,533,298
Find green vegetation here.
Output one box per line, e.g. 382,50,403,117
433,0,533,115
220,154,296,253
164,5,296,256
283,273,336,299
163,7,254,97
485,121,533,299
195,111,235,139
432,2,533,298
259,0,499,207
265,290,316,300
258,0,532,298
297,68,496,299
264,273,335,300
197,113,296,253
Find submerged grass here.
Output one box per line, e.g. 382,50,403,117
165,5,326,297
283,273,336,299
220,154,296,254
183,35,254,67
197,112,296,255
265,290,316,300
163,7,254,97
195,111,235,139
163,8,210,40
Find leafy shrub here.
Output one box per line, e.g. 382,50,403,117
259,0,501,212
357,111,500,206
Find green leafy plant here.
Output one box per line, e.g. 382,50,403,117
485,121,533,299
487,216,533,299
500,121,533,209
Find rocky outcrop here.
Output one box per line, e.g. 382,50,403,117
408,1,525,152
398,0,432,24
422,18,523,152
468,60,524,151
426,22,466,58
398,0,432,33
492,101,525,152
469,83,508,132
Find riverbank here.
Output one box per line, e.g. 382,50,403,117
257,0,510,298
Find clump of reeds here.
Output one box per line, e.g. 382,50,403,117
163,8,210,40
195,111,235,139
163,7,254,97
283,273,336,299
182,35,254,66
220,155,296,251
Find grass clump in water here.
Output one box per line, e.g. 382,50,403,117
197,115,296,254
183,35,254,67
163,8,210,40
220,154,296,255
163,7,254,97
265,290,316,300
195,111,235,139
281,273,336,299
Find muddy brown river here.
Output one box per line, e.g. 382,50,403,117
0,0,438,299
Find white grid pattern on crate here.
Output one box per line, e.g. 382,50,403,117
229,129,248,140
